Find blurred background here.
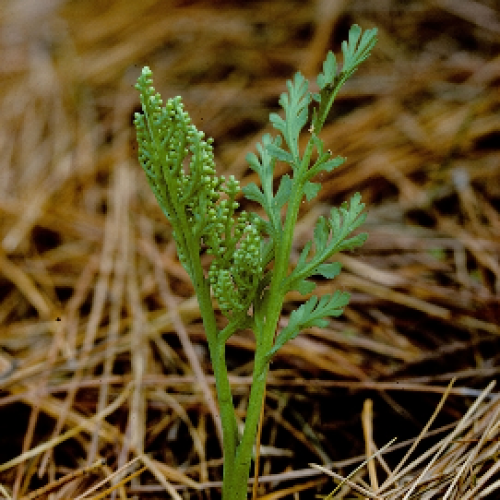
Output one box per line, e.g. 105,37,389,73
0,0,499,498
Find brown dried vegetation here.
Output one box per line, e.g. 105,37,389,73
0,0,499,498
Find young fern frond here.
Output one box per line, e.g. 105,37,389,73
312,25,378,132
134,24,377,500
135,68,264,319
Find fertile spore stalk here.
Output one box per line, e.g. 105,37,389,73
134,24,377,500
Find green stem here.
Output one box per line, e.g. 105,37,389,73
199,283,238,458
172,196,240,483
222,147,313,499
188,261,239,474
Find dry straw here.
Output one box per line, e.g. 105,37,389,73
0,0,499,498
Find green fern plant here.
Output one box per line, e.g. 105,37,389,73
134,24,377,500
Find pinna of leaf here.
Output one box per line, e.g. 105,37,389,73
134,23,377,500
